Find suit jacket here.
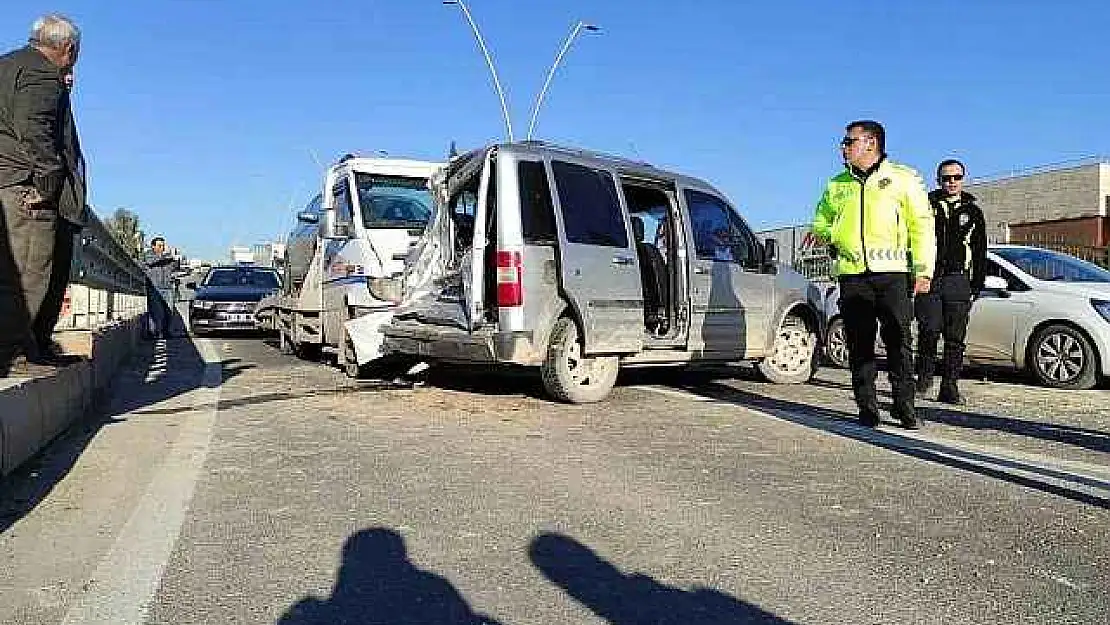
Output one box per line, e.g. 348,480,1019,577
57,87,87,225
0,45,82,223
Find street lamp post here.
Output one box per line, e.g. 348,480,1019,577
526,21,600,141
443,0,514,142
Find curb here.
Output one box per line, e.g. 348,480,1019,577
0,317,141,476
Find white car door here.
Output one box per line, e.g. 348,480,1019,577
966,259,1034,363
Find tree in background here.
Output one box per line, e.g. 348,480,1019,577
104,207,145,259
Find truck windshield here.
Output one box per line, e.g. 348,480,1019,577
354,173,434,229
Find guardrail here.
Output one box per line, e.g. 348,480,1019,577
54,208,149,331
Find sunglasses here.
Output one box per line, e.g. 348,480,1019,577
839,136,862,147
940,174,964,182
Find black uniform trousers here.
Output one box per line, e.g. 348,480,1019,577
914,272,973,388
838,272,915,415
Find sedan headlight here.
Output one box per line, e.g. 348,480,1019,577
192,299,215,309
1093,299,1110,323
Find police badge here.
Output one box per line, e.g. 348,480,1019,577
960,213,970,226
878,177,891,189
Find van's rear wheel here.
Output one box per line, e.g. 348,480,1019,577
757,313,818,384
541,317,619,403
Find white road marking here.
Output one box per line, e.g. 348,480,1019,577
633,385,715,402
631,384,1110,506
60,338,223,625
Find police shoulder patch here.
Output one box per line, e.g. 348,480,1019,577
878,177,892,189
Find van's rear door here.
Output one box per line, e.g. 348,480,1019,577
548,158,644,354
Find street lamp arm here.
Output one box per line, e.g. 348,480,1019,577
527,21,597,141
445,1,514,142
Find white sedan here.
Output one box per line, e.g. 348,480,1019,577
822,245,1110,390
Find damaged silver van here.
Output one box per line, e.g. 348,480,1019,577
381,142,824,403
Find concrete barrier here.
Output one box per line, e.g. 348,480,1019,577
0,317,141,476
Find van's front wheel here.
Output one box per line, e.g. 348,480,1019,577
541,317,619,403
757,313,818,384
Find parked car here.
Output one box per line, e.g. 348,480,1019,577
188,264,282,335
381,141,825,403
823,245,1110,390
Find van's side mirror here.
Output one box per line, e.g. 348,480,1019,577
185,281,197,290
321,210,352,240
296,211,319,224
763,238,778,272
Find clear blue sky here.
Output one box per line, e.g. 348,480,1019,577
6,0,1108,261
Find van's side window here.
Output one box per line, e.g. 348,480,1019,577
518,161,556,243
685,189,756,266
551,160,629,248
333,179,354,225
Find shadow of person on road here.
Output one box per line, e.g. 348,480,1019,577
276,527,504,625
529,532,796,624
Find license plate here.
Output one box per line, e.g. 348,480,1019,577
232,314,253,323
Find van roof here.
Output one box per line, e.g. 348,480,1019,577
468,140,729,198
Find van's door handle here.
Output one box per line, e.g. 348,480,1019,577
612,255,635,266
694,265,710,274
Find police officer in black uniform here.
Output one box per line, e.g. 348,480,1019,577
915,159,987,404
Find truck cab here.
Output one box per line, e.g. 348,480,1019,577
260,155,443,374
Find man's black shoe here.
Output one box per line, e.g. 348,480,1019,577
937,384,964,405
858,408,881,428
29,353,83,367
4,355,60,378
893,407,920,430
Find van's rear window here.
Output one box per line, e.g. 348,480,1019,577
518,161,557,244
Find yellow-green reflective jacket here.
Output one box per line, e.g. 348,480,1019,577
812,158,936,279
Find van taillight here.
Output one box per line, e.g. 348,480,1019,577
496,250,523,308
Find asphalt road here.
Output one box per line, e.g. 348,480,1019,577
1,334,1108,624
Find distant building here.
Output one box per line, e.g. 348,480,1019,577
966,158,1109,247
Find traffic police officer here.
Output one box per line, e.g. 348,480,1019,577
813,120,936,428
915,159,987,404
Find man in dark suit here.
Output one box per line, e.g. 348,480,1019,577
31,67,87,364
0,14,81,375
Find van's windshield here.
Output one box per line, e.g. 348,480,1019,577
354,173,434,229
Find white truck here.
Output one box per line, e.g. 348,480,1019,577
256,154,443,376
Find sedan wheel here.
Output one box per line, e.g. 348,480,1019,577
1029,324,1097,390
825,318,849,369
